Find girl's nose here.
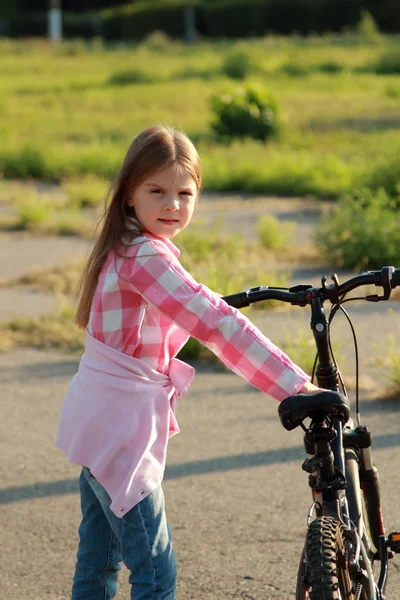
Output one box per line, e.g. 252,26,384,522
164,197,179,211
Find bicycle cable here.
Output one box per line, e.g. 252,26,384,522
310,351,318,383
328,296,366,427
337,304,361,426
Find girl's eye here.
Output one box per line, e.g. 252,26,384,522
180,191,192,197
151,189,163,194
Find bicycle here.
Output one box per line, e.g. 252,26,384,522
222,266,400,600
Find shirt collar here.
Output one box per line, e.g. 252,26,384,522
123,217,181,258
142,233,181,258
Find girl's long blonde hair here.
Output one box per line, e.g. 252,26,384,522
75,125,202,329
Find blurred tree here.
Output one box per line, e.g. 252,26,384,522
0,0,133,14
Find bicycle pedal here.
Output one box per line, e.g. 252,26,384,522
388,532,400,554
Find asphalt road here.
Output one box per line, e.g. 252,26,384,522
1,348,400,600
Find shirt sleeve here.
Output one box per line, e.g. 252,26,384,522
126,239,310,401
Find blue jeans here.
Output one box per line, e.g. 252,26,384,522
71,468,176,600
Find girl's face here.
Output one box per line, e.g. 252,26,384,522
128,167,198,239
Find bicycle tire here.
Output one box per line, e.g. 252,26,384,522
301,516,355,600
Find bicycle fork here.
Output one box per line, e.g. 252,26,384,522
343,426,400,600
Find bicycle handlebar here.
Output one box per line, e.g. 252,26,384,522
222,266,400,309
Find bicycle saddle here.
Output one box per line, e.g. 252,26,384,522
278,390,350,431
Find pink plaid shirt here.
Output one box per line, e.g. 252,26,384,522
57,232,310,516
88,233,309,401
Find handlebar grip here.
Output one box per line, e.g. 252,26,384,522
221,291,249,308
391,269,400,289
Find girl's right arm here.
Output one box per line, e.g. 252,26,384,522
127,239,311,401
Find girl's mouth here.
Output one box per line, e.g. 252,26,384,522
158,219,179,225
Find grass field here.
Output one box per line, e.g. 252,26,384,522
2,32,400,383
1,33,400,198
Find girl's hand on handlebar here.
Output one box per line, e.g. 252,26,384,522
298,381,322,395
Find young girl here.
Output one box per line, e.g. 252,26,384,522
56,124,319,600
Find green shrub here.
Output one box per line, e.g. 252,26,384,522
221,50,257,80
108,68,154,86
365,156,400,197
280,61,314,77
315,188,400,270
375,50,400,74
1,145,48,179
385,84,400,99
257,215,296,250
18,200,53,230
280,59,344,77
317,61,345,74
210,83,282,142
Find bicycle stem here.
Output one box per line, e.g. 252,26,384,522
310,295,339,388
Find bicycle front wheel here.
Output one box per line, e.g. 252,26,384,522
297,516,355,600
